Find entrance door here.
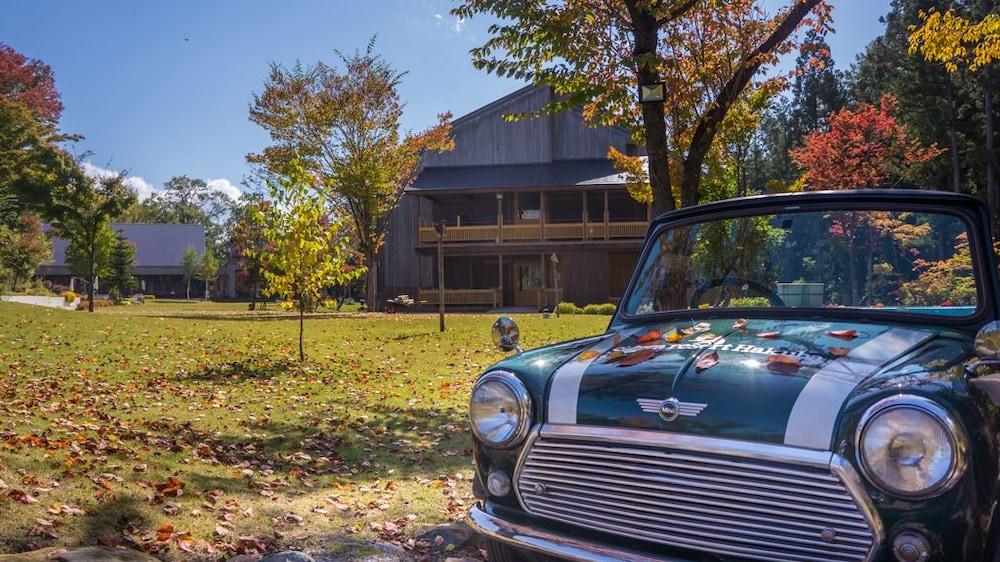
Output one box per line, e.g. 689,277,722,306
512,260,543,307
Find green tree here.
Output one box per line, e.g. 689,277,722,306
65,221,115,305
48,170,136,312
248,41,453,311
253,162,363,361
180,245,199,300
104,229,136,303
197,251,219,301
0,213,50,291
228,195,270,309
118,175,236,258
908,8,1000,232
453,0,830,213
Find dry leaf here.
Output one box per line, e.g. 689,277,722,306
695,352,720,372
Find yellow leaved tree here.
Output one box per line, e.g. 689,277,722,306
909,9,1000,232
254,162,364,361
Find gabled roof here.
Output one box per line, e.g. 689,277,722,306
43,223,206,269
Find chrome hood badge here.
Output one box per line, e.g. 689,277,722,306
637,398,707,422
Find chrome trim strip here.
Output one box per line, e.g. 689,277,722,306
831,454,886,562
854,394,968,499
512,426,541,510
541,423,833,469
548,328,640,424
784,327,933,449
467,503,685,562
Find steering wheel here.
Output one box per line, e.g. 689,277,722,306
689,277,785,309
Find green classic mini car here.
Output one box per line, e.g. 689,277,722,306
465,190,1000,562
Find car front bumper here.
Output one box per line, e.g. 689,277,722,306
467,502,701,562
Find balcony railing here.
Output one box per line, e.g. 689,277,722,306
418,288,500,307
417,221,647,244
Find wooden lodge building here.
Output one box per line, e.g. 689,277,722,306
380,85,651,309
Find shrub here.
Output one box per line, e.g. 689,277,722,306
144,295,156,301
583,303,617,315
76,299,114,311
729,296,771,308
556,301,583,315
63,291,78,303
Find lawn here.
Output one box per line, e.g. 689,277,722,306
0,301,608,560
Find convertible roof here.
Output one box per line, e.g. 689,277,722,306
650,189,986,227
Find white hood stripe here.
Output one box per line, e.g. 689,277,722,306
783,327,934,450
548,329,639,424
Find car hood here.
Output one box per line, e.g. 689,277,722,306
543,318,949,450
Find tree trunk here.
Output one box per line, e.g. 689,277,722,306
87,242,96,313
681,0,820,205
186,279,191,301
249,278,258,311
204,279,209,301
630,7,674,217
985,65,998,238
947,79,962,193
365,250,378,312
298,301,305,361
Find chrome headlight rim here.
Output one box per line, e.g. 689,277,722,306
469,370,532,449
855,394,967,499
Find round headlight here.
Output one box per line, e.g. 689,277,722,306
470,371,531,448
857,395,966,498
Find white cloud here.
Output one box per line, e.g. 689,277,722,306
206,178,242,201
434,13,443,24
81,162,158,201
453,16,465,33
81,162,241,202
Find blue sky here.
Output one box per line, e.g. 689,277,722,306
1,0,890,199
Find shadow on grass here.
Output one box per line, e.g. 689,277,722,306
82,494,150,550
189,359,297,381
140,399,471,493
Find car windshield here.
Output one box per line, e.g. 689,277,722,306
624,208,979,317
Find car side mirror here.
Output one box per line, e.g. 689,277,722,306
492,316,522,355
967,321,1000,378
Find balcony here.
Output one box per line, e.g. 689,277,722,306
417,221,648,244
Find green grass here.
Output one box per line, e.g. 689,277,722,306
0,302,607,560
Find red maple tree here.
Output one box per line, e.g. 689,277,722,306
790,94,941,190
0,43,63,122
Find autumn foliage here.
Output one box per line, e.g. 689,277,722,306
0,43,62,123
790,95,942,190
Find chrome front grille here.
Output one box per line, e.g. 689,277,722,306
516,429,879,562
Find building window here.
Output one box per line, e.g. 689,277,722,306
518,192,541,221
518,263,542,290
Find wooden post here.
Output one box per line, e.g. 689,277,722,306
498,254,504,308
582,191,588,241
540,191,547,241
496,193,503,243
539,253,546,309
435,220,446,332
603,190,610,241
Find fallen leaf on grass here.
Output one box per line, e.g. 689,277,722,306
156,524,174,542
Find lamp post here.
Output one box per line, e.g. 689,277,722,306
550,253,561,317
434,220,446,332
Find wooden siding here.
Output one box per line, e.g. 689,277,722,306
380,194,419,299
421,86,629,168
